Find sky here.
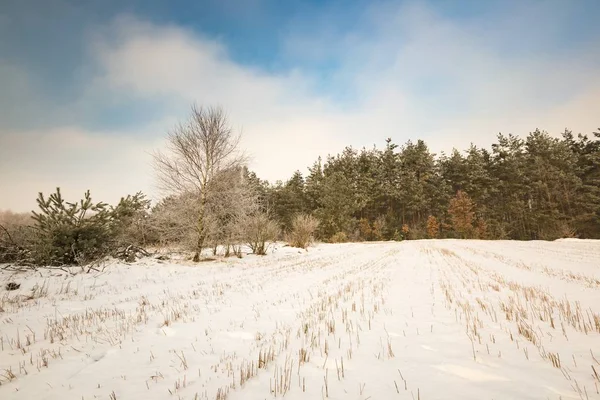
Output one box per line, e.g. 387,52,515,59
1,0,599,212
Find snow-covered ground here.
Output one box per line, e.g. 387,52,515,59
1,240,600,400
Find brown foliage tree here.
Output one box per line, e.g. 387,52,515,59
358,218,372,241
475,218,489,239
448,190,476,238
426,215,440,239
401,224,410,239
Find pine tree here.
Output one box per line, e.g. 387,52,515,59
32,188,112,265
315,171,358,239
305,157,324,212
489,134,529,239
261,129,600,241
268,171,308,231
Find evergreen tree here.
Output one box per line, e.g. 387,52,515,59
268,171,309,231
315,171,358,239
261,128,600,241
32,188,112,265
305,157,324,212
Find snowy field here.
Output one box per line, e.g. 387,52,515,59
1,240,600,400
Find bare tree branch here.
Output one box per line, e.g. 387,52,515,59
152,105,249,261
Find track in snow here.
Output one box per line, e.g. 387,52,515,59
1,240,600,399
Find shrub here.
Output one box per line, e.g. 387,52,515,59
288,214,319,249
0,211,34,263
410,226,428,240
330,231,348,243
30,188,153,266
245,213,279,255
539,221,578,241
558,223,578,239
348,229,362,242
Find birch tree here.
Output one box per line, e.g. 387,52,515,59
153,106,246,261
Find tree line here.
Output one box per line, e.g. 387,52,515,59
1,104,598,267
261,129,600,241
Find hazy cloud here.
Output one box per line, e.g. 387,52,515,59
1,1,599,211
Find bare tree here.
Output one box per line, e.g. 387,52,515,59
204,166,260,256
149,193,200,249
153,105,246,261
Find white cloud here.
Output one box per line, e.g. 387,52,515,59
86,15,353,180
1,2,599,211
